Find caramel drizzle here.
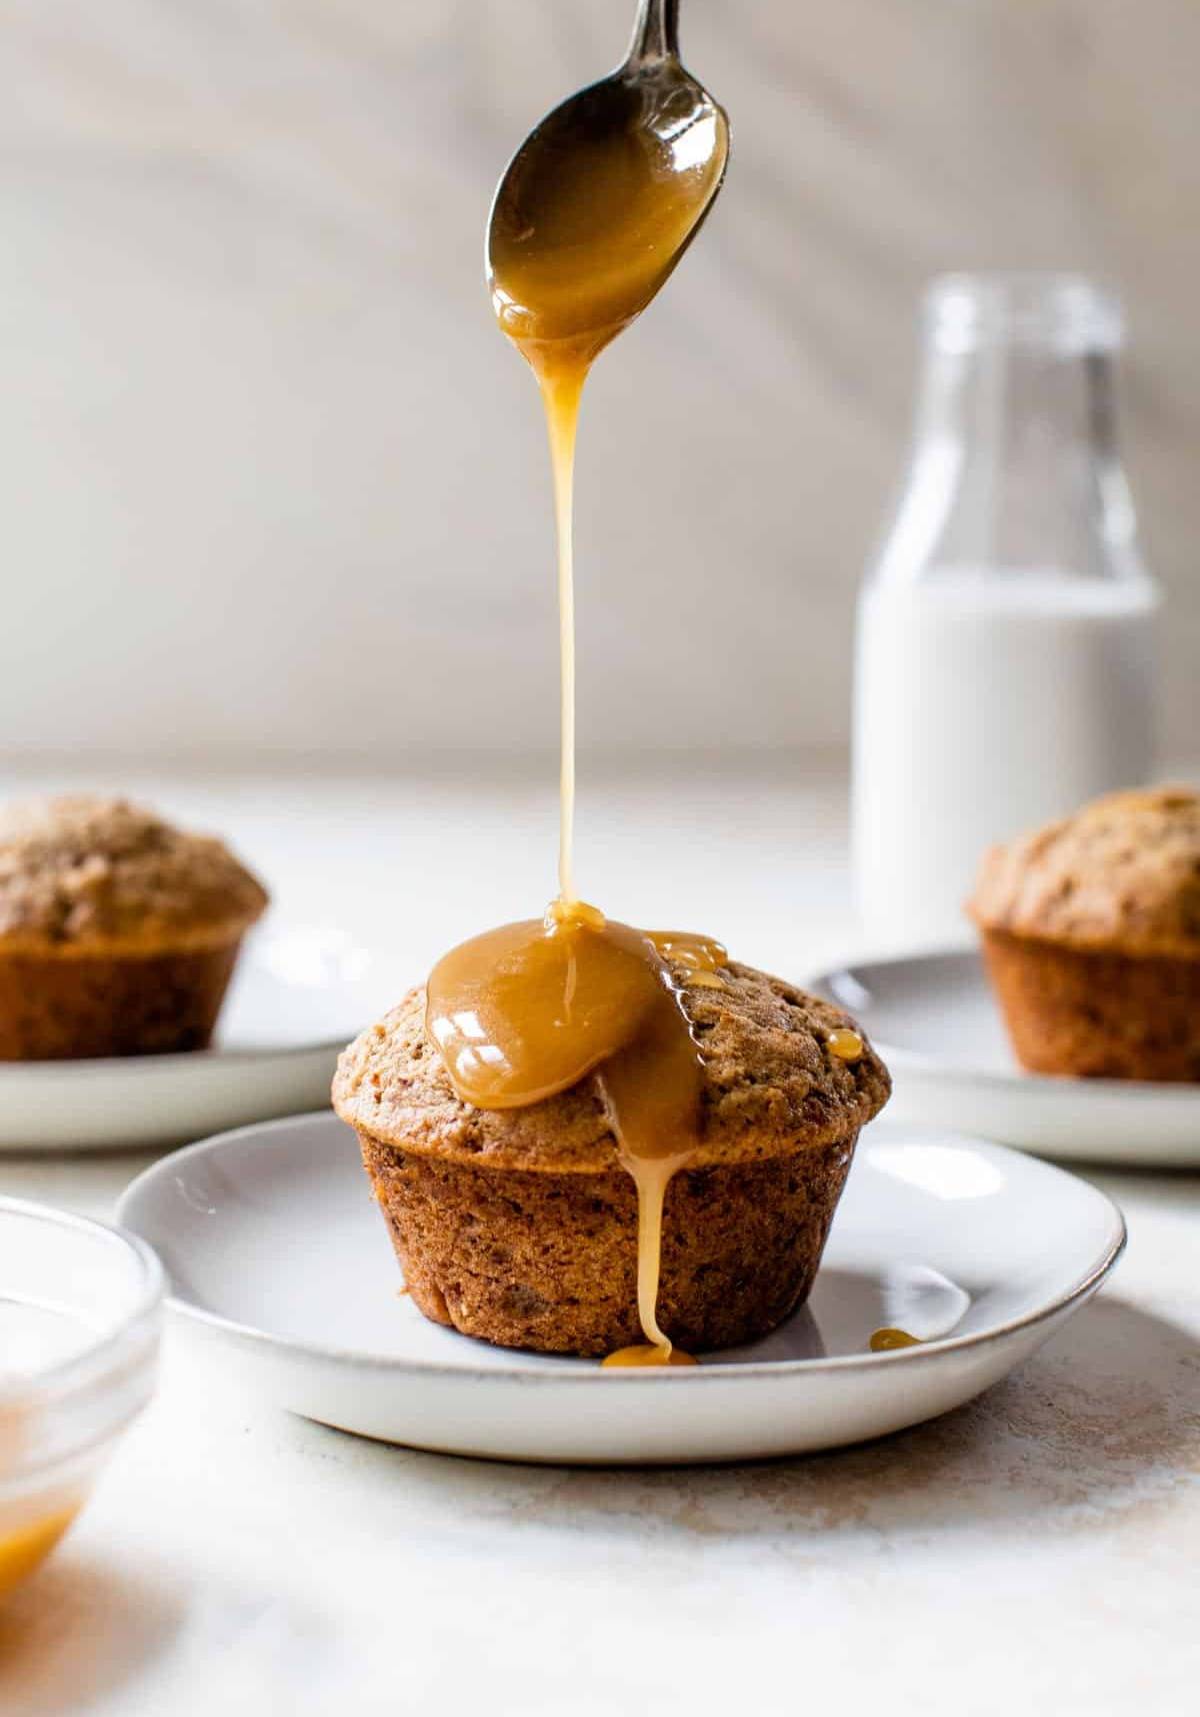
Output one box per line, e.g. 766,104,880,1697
537,361,586,904
430,60,729,1365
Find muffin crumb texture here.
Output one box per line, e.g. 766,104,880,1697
0,796,269,951
361,1135,855,1355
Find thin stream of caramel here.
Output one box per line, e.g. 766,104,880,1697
489,80,725,908
537,361,586,903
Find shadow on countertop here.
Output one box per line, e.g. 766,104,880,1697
0,1559,184,1716
335,1295,1200,1543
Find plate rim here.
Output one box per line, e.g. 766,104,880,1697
0,1034,350,1078
811,949,1200,1105
117,1110,1128,1386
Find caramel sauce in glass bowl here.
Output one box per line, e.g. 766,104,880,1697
0,1204,162,1600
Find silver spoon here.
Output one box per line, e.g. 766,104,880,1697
486,0,730,358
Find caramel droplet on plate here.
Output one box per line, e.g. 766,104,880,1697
601,1344,699,1369
869,1327,921,1352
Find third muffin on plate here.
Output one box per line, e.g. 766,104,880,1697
968,786,1200,1082
333,960,889,1357
0,796,268,1060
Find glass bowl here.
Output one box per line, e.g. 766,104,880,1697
0,1197,163,1600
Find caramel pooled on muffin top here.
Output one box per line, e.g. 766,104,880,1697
334,957,891,1174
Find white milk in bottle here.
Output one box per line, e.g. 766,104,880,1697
852,277,1160,949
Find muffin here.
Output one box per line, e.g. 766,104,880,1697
968,786,1200,1081
0,795,269,1060
333,961,890,1357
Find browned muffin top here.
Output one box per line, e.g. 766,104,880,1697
0,795,269,950
968,786,1200,957
333,958,890,1173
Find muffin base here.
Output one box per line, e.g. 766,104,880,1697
356,1130,859,1356
0,939,244,1060
980,928,1200,1082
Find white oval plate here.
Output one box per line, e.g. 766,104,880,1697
0,928,385,1153
117,1111,1124,1465
812,950,1200,1167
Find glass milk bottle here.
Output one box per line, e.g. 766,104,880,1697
852,274,1160,950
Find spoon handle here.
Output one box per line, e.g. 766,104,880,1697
629,0,680,63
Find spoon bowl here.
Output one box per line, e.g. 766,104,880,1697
487,0,729,363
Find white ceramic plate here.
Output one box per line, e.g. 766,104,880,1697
812,950,1200,1167
0,928,385,1153
117,1111,1124,1465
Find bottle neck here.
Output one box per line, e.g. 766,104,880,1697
877,339,1144,586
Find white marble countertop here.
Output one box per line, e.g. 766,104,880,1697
2,765,1197,1716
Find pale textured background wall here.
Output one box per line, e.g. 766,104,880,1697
1,1,1197,763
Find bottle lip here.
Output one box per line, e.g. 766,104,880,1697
924,272,1124,354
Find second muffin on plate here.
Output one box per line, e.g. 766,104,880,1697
969,786,1200,1082
0,796,268,1060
